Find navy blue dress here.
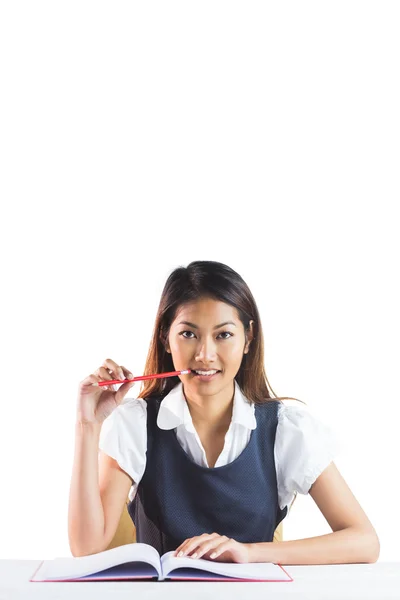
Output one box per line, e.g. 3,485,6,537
128,395,288,554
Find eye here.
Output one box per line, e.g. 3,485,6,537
179,331,234,340
219,331,234,340
180,331,195,339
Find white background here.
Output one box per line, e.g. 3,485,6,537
0,1,398,561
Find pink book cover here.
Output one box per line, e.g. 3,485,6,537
30,559,293,583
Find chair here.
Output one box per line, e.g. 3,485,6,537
106,498,284,551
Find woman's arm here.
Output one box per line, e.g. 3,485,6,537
68,422,106,556
248,462,380,565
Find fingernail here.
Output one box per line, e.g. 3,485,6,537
192,552,197,559
210,552,217,559
177,551,183,557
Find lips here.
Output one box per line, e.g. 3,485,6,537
191,369,221,375
190,370,222,382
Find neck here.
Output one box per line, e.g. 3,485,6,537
183,380,235,432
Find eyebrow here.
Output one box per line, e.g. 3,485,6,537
178,321,237,329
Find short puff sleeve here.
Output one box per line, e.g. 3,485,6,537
98,396,148,501
275,403,341,511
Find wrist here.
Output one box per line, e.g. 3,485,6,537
246,541,273,563
246,542,256,562
75,420,102,433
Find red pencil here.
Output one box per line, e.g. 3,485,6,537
95,369,192,386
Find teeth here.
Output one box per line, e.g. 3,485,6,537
195,370,218,375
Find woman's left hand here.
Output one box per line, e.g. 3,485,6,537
174,533,251,563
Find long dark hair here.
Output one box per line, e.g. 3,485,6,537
137,260,306,407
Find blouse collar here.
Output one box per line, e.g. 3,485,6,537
157,379,257,432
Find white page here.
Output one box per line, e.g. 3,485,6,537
31,543,161,581
161,551,291,581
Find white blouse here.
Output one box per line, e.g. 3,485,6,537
99,380,341,512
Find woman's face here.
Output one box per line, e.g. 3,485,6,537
166,297,253,394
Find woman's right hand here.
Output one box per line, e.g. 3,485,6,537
76,358,135,425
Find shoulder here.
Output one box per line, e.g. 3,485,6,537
99,397,147,443
114,396,147,418
99,397,148,487
276,401,337,438
255,399,307,422
275,402,341,499
276,402,341,456
277,400,309,423
120,396,148,411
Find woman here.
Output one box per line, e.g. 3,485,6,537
68,260,380,564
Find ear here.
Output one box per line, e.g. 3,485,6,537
244,320,254,354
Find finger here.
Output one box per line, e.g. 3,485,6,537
102,361,133,383
120,365,134,380
194,536,228,560
176,539,201,558
209,539,234,559
94,366,115,380
94,366,116,390
179,533,219,558
81,374,100,387
102,358,122,375
174,539,190,556
108,362,125,381
115,367,136,397
176,535,206,557
81,374,106,391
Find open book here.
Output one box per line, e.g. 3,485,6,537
30,542,293,582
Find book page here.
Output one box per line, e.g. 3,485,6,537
78,561,159,581
160,551,292,581
31,543,161,581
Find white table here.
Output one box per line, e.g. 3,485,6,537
1,560,399,600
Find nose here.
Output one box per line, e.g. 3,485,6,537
194,337,218,364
